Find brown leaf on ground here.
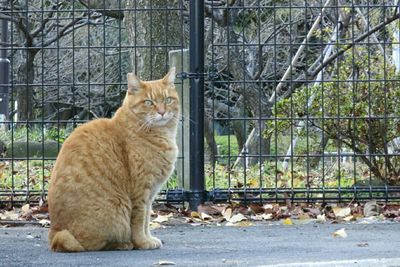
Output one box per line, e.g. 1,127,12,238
153,204,179,215
20,204,33,220
249,204,264,214
233,204,252,216
197,204,223,216
382,205,400,222
303,207,321,217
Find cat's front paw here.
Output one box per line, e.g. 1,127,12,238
134,236,162,250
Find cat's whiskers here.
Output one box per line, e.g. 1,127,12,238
177,114,196,124
137,117,154,133
171,116,181,126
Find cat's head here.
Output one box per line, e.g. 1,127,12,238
124,68,179,129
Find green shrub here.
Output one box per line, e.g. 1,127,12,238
265,47,400,185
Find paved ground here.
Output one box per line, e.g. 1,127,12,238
1,222,400,267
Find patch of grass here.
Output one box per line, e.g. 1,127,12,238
205,159,376,192
0,126,70,144
0,160,53,198
214,135,239,165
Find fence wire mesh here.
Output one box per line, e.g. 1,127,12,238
0,0,399,207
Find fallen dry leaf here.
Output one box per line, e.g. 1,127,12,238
282,218,293,225
152,213,173,223
261,213,273,220
221,207,232,221
304,207,321,217
333,228,347,238
263,204,274,210
298,213,310,220
190,211,201,219
234,205,252,216
38,219,50,227
185,217,203,223
250,214,263,221
197,204,221,216
149,222,163,230
200,212,212,220
333,207,351,218
316,214,326,223
227,213,247,223
226,221,254,227
343,215,354,222
0,210,19,221
21,204,30,213
249,204,264,214
154,260,176,265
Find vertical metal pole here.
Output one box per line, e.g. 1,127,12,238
0,16,10,122
188,0,205,210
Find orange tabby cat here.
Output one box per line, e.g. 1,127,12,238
48,68,179,252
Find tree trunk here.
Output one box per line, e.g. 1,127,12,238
228,44,271,167
16,50,37,122
124,0,184,80
310,135,330,169
204,115,218,163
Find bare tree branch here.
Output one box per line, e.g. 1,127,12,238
79,0,125,19
307,11,400,80
31,3,58,38
40,13,102,48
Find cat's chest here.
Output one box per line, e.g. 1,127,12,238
127,138,178,180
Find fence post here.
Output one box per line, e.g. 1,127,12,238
169,49,190,191
0,16,10,125
188,0,205,210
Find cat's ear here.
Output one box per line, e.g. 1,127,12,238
162,67,176,84
127,73,142,94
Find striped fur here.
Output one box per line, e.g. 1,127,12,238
48,68,179,252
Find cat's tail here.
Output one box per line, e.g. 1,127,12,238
49,229,85,252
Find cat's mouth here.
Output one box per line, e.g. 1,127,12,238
151,112,173,126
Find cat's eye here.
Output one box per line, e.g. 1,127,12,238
165,97,173,104
144,100,153,106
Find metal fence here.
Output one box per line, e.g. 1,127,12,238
1,0,400,209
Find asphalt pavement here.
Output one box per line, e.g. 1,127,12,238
1,222,400,267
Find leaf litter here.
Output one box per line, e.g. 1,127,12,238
1,200,399,231
0,201,49,227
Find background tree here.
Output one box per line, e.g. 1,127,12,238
124,0,185,80
1,0,102,122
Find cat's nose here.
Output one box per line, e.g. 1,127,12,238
158,110,166,116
